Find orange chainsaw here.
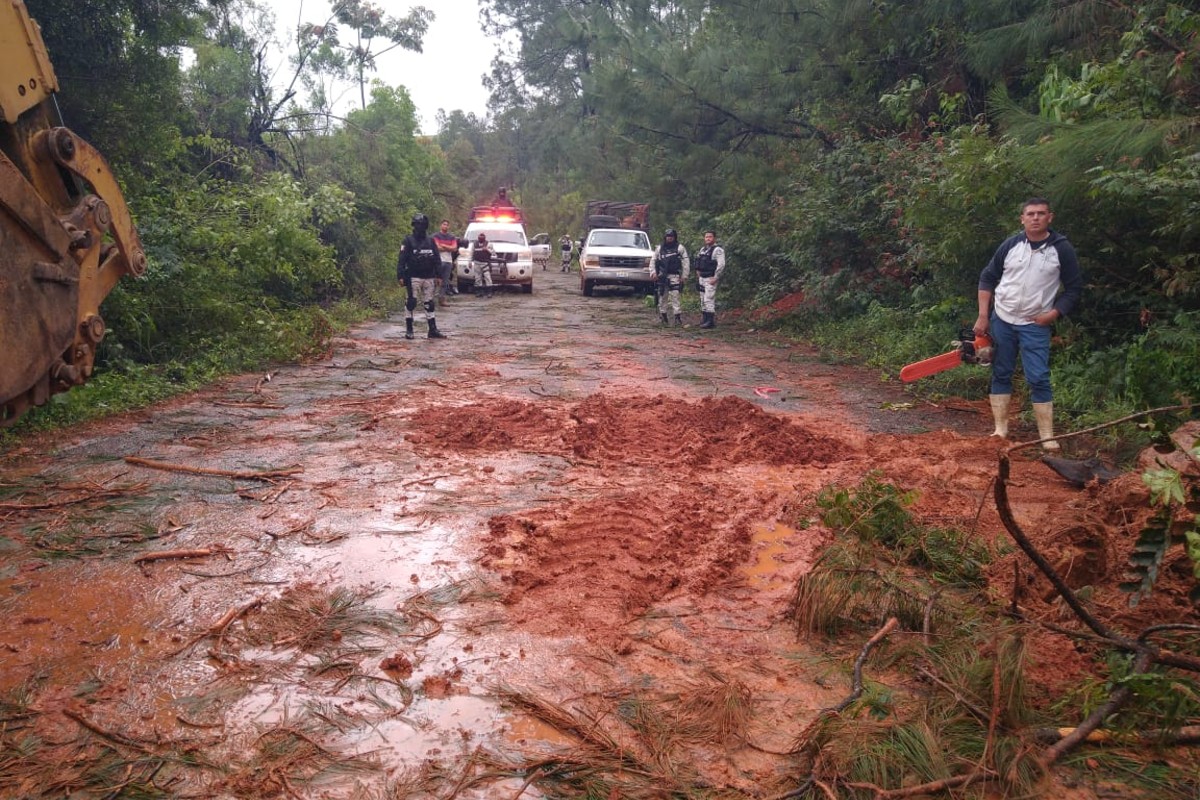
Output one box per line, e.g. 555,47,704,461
900,328,994,383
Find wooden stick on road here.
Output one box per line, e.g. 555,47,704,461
125,456,302,481
133,547,230,565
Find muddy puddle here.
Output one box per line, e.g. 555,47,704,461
0,269,1129,797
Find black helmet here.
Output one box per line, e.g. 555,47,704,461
664,228,677,239
411,213,429,234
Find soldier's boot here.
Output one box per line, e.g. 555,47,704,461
988,394,1010,438
1033,402,1060,450
700,312,715,329
405,319,415,340
674,314,683,327
427,319,446,339
660,313,669,326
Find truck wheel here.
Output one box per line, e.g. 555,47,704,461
522,283,533,294
583,280,594,297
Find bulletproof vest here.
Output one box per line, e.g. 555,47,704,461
658,245,682,275
472,243,491,263
695,246,718,277
407,235,441,278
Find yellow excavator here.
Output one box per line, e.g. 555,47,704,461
1,0,145,425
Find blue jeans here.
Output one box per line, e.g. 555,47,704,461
989,314,1052,403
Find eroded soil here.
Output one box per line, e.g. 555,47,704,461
0,270,1193,797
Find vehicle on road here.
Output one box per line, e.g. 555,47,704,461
578,200,654,296
455,207,535,294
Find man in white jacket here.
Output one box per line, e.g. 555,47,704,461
974,198,1083,449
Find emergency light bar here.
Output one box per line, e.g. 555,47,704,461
468,205,525,223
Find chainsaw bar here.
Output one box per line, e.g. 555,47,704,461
899,331,994,383
899,350,968,382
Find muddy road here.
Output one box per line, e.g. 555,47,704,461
0,268,1147,797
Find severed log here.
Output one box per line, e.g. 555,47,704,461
1035,724,1200,746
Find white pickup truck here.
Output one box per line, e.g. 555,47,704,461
578,227,656,296
454,207,536,294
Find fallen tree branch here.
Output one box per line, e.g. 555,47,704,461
1035,724,1200,746
0,483,147,512
833,617,900,713
171,595,264,656
1041,650,1154,766
846,771,987,798
124,456,302,481
996,415,1200,674
133,547,230,565
63,709,154,753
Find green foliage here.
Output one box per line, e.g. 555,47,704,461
1122,436,1200,606
816,472,919,547
1058,650,1200,740
793,474,991,636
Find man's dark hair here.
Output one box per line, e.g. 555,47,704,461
1021,197,1051,211
703,229,716,237
440,219,450,225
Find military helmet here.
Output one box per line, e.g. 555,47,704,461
411,213,429,234
664,228,677,239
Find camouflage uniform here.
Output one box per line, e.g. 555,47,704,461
398,215,446,339
653,233,690,325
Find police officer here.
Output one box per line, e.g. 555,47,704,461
653,229,690,327
559,234,573,272
694,229,726,329
471,233,496,298
397,214,446,339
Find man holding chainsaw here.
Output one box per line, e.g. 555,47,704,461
974,198,1082,449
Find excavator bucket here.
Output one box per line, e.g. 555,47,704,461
0,1,144,425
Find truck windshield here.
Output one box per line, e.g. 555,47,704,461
471,229,527,245
589,230,649,249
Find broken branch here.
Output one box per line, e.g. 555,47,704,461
133,547,229,565
124,456,302,481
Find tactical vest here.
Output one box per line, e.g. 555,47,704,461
472,243,492,264
695,246,719,278
406,236,441,279
658,246,683,275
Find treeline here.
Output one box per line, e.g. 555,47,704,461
474,0,1200,421
16,0,1200,428
16,0,509,427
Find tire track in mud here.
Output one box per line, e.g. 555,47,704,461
410,391,858,644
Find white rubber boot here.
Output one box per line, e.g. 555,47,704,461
1033,402,1060,450
989,394,1010,438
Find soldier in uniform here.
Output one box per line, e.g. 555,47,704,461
471,233,496,298
397,214,447,339
694,229,726,329
559,234,573,272
652,228,690,327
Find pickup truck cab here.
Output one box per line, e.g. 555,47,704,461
454,207,535,294
579,228,656,296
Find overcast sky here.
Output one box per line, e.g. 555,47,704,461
261,0,497,133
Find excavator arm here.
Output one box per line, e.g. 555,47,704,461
1,0,145,425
